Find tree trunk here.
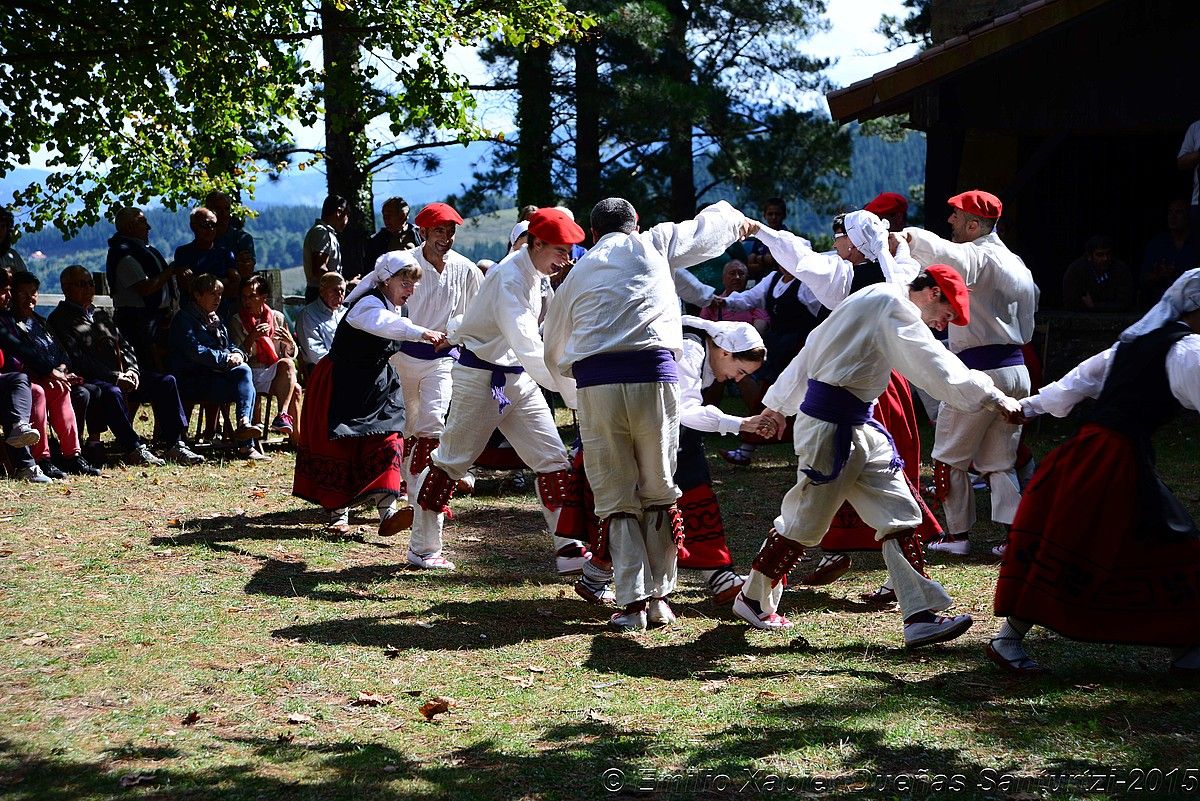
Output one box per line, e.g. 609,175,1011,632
574,36,601,226
663,0,695,222
320,0,374,280
516,44,554,209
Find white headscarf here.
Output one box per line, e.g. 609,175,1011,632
509,220,530,247
842,209,902,283
681,315,765,354
344,249,420,307
1120,268,1200,341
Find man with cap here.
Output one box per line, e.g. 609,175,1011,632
733,265,1025,648
543,198,754,632
902,190,1039,557
396,201,485,568
865,192,909,233
411,209,586,572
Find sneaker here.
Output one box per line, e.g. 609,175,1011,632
647,597,676,627
164,442,205,465
233,418,264,441
238,446,271,461
407,548,456,571
37,459,67,480
16,464,53,483
720,448,752,467
991,542,1008,559
124,442,166,467
926,533,970,556
706,567,746,605
574,579,616,605
5,421,40,449
732,592,793,630
801,552,853,586
269,413,294,434
904,613,973,648
61,454,101,476
555,542,591,576
608,602,648,632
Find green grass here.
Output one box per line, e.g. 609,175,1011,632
2,411,1200,799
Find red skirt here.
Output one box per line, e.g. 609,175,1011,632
994,424,1200,647
292,358,405,511
819,372,942,551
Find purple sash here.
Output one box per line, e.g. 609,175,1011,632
799,379,903,485
399,341,460,360
958,343,1024,371
573,348,678,389
459,349,524,413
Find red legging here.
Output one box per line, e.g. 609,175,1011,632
28,378,81,460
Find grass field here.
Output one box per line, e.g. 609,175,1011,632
2,410,1200,800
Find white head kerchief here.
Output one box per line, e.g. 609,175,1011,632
843,209,901,283
345,249,420,307
1120,268,1200,341
509,220,530,247
681,315,765,353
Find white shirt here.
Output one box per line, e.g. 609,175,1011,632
763,283,1005,417
544,201,747,381
295,300,346,365
345,293,433,342
1022,334,1200,418
1180,120,1200,206
406,247,484,333
452,246,577,408
720,266,824,317
749,226,921,311
677,334,743,436
905,228,1039,353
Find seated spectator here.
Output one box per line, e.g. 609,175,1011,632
0,208,27,274
295,272,346,371
1062,235,1134,312
1141,198,1200,309
0,343,47,482
0,271,100,477
48,265,204,465
174,207,236,289
227,274,300,443
108,206,186,373
168,273,263,456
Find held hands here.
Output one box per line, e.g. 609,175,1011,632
740,413,779,439
739,219,762,240
423,330,449,349
754,408,789,441
995,396,1026,425
228,352,245,367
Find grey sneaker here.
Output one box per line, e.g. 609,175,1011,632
5,421,40,449
16,464,53,483
164,442,205,465
125,442,166,467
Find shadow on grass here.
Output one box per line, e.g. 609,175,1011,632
148,508,378,548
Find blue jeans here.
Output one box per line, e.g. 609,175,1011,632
182,364,256,425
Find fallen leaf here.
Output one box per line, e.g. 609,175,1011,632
419,697,453,721
287,712,313,724
585,709,609,724
700,680,728,694
527,665,546,673
0,549,13,557
21,632,49,646
166,519,182,528
181,710,200,726
352,692,393,707
118,773,156,788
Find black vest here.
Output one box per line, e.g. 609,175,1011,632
763,272,820,337
849,260,886,295
325,290,407,439
106,234,170,309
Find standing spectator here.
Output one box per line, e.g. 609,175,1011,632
864,191,909,233
1062,235,1134,312
174,207,235,288
295,272,347,372
107,207,186,373
0,209,27,274
1141,198,1200,309
518,205,538,222
48,265,203,465
227,274,300,443
204,190,256,266
168,274,263,455
0,272,100,476
303,195,349,303
1178,118,1200,229
365,197,421,269
745,197,788,284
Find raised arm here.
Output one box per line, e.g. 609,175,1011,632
645,201,748,271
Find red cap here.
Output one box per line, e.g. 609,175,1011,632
526,208,585,246
926,264,970,326
414,202,464,229
947,190,1002,219
864,192,908,219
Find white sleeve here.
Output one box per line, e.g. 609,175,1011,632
494,276,574,406
721,277,770,311
752,226,853,310
673,267,716,307
762,344,811,418
1167,335,1200,411
541,283,573,401
905,227,988,286
346,296,431,342
1021,344,1115,418
677,340,744,435
646,201,746,270
890,236,922,285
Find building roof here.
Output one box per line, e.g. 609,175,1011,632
826,0,1113,123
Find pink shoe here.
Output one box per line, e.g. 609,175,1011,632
732,592,792,630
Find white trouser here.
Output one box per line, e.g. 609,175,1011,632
741,415,952,619
577,382,681,604
409,364,572,556
932,363,1030,532
392,352,454,440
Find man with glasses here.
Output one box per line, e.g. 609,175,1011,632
48,265,203,466
295,272,348,376
174,207,235,287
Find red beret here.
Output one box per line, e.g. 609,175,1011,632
925,264,970,326
414,202,464,229
526,208,585,246
947,190,1002,219
864,192,908,219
